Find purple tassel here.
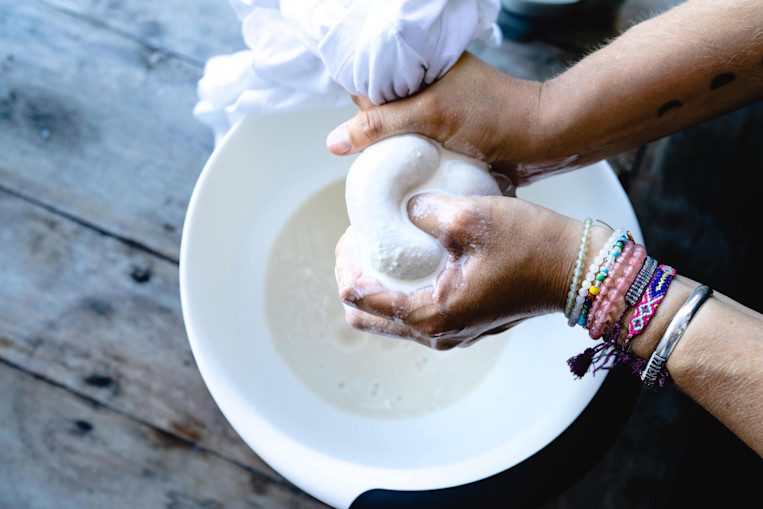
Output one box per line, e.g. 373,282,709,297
569,318,676,386
569,325,631,379
568,347,596,379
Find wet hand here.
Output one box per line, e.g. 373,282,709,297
335,194,581,349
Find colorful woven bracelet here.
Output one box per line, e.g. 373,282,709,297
625,256,658,307
587,240,634,336
611,256,657,349
592,243,648,340
564,218,593,318
578,231,629,328
621,264,676,353
605,255,654,349
568,227,625,327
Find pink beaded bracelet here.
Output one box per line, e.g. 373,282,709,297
587,240,634,335
589,243,647,340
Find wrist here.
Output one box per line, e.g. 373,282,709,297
626,276,694,361
549,220,611,313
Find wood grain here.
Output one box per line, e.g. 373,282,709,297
37,0,244,63
0,187,303,489
0,359,327,509
2,0,758,507
0,0,215,261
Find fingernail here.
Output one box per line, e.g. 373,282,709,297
327,127,351,154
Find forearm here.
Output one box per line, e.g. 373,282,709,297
627,276,763,456
556,224,763,455
536,0,763,173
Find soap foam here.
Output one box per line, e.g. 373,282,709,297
345,135,501,293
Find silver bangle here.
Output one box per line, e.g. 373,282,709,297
641,284,713,389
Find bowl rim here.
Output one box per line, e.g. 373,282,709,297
179,109,642,508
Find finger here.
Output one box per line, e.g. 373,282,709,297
346,286,413,322
325,96,427,156
335,229,361,284
490,172,516,197
406,193,472,253
335,229,390,308
335,229,415,319
343,305,414,340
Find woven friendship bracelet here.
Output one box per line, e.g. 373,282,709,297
579,232,629,328
564,218,593,318
606,254,658,352
587,240,634,335
621,264,676,353
590,243,647,340
609,255,655,349
625,256,658,307
568,227,625,327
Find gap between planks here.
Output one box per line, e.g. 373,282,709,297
30,0,207,69
0,182,179,265
0,354,310,499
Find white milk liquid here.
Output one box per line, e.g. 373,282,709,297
264,179,507,419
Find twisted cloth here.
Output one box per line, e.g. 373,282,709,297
194,0,502,143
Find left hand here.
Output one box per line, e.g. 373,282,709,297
335,193,588,350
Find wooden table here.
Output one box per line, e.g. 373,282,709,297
1,1,760,507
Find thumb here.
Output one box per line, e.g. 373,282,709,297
326,98,417,156
407,193,470,253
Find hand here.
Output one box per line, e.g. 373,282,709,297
335,193,592,350
325,52,563,187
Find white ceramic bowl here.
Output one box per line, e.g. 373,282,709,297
180,107,642,509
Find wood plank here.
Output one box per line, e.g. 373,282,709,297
0,0,213,261
37,0,244,63
0,188,295,487
0,360,327,509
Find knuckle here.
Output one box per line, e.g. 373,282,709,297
338,284,359,305
411,315,448,340
344,307,366,330
413,91,452,140
446,205,479,239
359,108,383,143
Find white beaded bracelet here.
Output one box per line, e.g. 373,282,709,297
568,226,625,327
564,218,593,318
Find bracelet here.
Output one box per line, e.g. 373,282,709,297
613,255,656,350
625,256,658,307
568,227,625,327
579,231,629,328
603,255,651,347
587,240,634,335
564,218,593,318
590,243,647,340
641,284,713,389
621,264,676,353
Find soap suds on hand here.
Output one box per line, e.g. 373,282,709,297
345,135,501,293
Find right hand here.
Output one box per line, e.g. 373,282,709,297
325,52,563,187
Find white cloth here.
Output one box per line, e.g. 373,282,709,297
194,0,502,144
